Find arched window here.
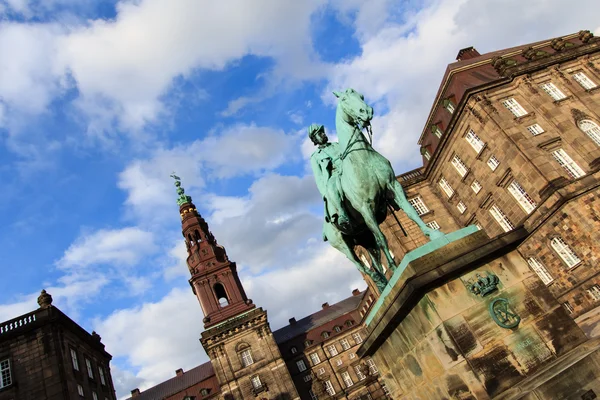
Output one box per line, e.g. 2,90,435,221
213,283,229,307
290,346,297,355
578,120,600,146
194,229,202,243
187,234,194,246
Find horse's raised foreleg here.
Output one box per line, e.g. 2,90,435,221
388,179,444,240
323,223,387,292
358,202,397,270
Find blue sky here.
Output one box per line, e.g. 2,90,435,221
0,0,599,397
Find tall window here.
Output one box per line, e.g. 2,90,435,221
471,180,482,194
573,72,597,90
489,205,514,232
322,331,330,339
327,345,338,357
340,339,351,350
85,358,94,379
563,302,575,314
502,98,527,117
309,389,318,400
439,177,454,198
324,380,335,396
70,349,79,371
451,155,469,177
552,149,585,179
507,180,536,214
296,360,307,372
366,359,379,374
408,197,429,215
540,82,567,100
341,371,354,387
77,384,84,396
336,359,343,366
457,201,467,214
527,257,554,285
465,129,485,153
98,366,106,385
444,99,455,114
310,352,321,365
423,149,431,160
355,365,366,380
241,349,254,367
0,359,12,389
527,124,545,136
587,285,600,301
303,375,312,382
251,375,262,389
433,126,443,138
352,333,363,344
487,155,500,171
426,221,440,230
290,347,297,355
92,392,98,400
318,367,325,375
550,237,581,268
578,120,600,146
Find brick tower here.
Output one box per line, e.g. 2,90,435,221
171,175,299,400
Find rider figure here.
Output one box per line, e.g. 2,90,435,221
308,124,351,232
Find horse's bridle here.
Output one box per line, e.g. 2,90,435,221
340,116,373,161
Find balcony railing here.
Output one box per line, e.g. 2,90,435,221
399,167,424,183
0,311,38,336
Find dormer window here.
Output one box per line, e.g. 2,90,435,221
443,98,455,114
290,346,297,355
200,388,210,397
304,340,313,347
322,331,330,339
333,326,342,333
345,320,354,327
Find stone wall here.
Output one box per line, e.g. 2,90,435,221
202,309,299,400
363,233,600,399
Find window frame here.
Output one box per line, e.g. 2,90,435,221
489,204,514,233
240,349,254,368
85,357,94,380
352,332,363,344
471,180,482,194
309,352,321,365
456,201,467,214
340,338,351,350
250,375,262,390
552,148,585,179
573,71,597,90
487,155,500,171
502,98,528,117
526,123,545,136
327,344,338,357
526,257,554,285
550,237,581,269
426,221,440,230
0,358,12,389
465,129,485,153
451,154,469,178
408,196,429,216
70,348,80,371
296,359,307,372
341,371,354,388
578,120,600,146
540,82,567,101
438,177,455,198
324,380,336,396
507,180,537,214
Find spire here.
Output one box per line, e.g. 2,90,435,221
170,173,193,206
172,174,254,328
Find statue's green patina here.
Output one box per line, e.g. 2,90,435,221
309,88,443,292
170,172,192,206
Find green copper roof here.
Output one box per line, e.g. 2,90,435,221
170,173,192,206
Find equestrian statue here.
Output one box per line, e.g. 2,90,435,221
309,88,443,292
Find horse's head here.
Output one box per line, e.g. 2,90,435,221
333,88,373,129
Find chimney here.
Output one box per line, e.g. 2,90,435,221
455,46,481,61
322,302,329,309
131,389,141,398
175,368,184,376
352,289,360,296
289,317,296,325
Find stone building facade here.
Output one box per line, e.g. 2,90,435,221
0,290,117,400
355,30,600,399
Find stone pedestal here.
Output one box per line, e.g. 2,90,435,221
358,228,600,399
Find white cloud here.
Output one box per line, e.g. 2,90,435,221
57,227,156,269
118,123,300,223
92,287,208,396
